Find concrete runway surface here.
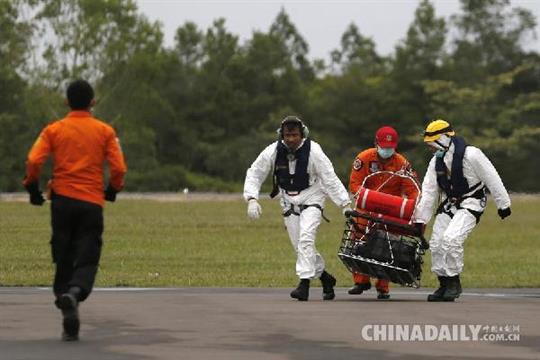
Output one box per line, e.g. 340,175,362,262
0,287,538,360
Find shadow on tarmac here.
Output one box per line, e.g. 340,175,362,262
0,317,181,360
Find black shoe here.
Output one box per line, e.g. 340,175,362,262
442,275,462,302
377,290,390,300
348,282,371,295
320,271,336,300
427,276,448,302
62,331,79,342
290,279,310,301
58,293,79,341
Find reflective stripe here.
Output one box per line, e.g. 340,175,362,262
399,199,407,219
361,188,369,209
424,126,453,137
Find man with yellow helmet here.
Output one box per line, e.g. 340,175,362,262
413,119,511,302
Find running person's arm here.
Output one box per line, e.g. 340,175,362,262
23,127,53,186
105,128,127,192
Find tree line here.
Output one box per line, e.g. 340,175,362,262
1,0,539,192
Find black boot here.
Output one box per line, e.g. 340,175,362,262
58,287,81,341
348,282,371,295
377,290,390,300
443,275,462,302
427,276,448,302
290,279,310,301
320,271,336,300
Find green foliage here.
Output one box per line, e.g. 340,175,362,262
447,0,537,83
2,0,539,191
392,0,447,123
125,165,239,192
34,0,163,85
331,23,385,76
422,63,540,190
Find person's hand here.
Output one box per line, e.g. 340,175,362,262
247,199,262,220
498,207,511,220
104,184,118,202
341,204,353,217
413,222,426,235
413,222,429,250
24,182,45,206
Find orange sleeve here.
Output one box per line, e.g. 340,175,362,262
23,127,52,186
349,154,368,195
105,129,127,191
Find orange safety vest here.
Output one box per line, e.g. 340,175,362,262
23,111,127,206
349,148,418,200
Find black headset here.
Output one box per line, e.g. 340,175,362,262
277,115,309,139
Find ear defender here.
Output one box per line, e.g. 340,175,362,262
277,116,308,139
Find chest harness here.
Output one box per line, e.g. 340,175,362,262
270,139,329,222
435,137,486,222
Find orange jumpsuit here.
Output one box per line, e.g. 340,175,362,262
23,111,127,206
349,148,419,292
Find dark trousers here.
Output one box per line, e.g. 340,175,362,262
50,194,103,302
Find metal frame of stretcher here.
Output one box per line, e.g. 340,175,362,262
338,170,427,288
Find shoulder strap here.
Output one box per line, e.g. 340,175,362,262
435,156,451,197
450,136,470,197
270,142,284,198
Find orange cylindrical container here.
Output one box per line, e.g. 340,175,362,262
356,187,416,220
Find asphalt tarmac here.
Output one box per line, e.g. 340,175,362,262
0,287,538,360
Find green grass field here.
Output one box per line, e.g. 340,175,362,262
0,195,538,288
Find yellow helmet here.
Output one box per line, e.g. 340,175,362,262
423,119,455,142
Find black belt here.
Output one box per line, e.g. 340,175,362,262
282,203,330,222
283,204,300,217
436,185,486,224
300,204,330,223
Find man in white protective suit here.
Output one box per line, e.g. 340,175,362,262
243,116,352,301
413,119,511,302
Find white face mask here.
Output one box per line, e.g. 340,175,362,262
428,134,451,158
434,134,451,149
377,146,395,159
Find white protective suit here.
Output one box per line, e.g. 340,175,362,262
413,142,511,277
244,139,351,279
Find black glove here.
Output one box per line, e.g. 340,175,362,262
24,182,45,206
498,207,511,219
413,222,425,235
413,222,429,250
104,184,118,202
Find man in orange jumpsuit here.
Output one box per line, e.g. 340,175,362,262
23,79,127,341
348,126,419,299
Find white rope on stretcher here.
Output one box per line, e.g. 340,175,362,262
353,168,423,210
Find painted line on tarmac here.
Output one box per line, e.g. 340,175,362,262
390,290,540,299
463,291,540,299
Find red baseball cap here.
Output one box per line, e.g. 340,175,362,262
375,126,399,149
